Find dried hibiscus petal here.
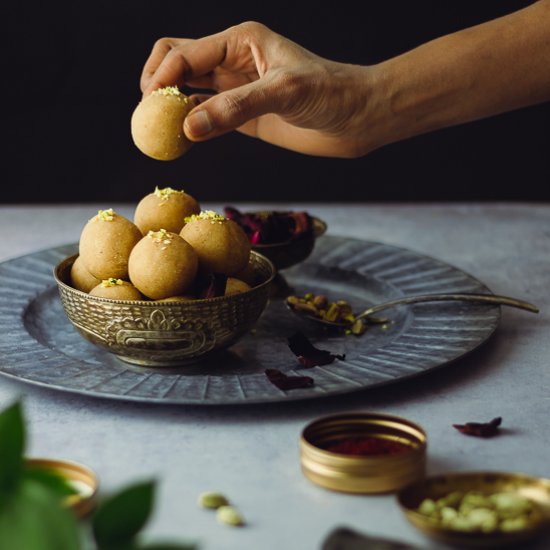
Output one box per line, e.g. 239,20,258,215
224,207,313,244
265,369,314,390
194,273,228,299
288,331,345,368
453,417,502,437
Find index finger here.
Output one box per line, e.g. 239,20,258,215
140,37,190,93
141,32,229,97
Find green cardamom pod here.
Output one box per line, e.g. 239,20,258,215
216,505,245,526
198,491,229,509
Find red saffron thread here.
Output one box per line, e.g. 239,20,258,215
325,436,411,456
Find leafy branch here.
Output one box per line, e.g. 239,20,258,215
0,401,195,550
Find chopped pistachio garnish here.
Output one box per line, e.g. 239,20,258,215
90,208,115,222
287,294,367,335
286,293,392,336
101,278,125,288
184,210,226,224
147,228,173,245
154,186,185,200
152,86,188,102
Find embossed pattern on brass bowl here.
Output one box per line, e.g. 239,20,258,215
54,252,275,367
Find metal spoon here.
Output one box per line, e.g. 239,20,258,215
286,292,539,328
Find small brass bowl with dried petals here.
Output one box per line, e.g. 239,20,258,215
54,252,274,367
223,207,327,271
252,215,327,270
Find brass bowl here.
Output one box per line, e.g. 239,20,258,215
251,215,327,270
398,471,550,547
26,457,98,518
54,251,275,367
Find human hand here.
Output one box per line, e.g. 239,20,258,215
142,3,550,160
140,22,374,158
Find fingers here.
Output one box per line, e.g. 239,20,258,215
140,23,317,145
141,32,229,97
188,93,215,106
184,76,284,141
140,38,188,93
140,22,281,97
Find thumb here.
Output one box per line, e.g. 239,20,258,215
184,78,283,141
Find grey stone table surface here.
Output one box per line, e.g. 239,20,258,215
0,202,548,550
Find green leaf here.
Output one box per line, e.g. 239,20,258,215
93,480,156,548
0,478,81,550
0,401,25,496
23,465,78,499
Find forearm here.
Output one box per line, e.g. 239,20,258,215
364,0,550,152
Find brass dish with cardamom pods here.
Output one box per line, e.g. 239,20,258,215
398,471,550,547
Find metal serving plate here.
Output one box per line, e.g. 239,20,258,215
0,236,500,405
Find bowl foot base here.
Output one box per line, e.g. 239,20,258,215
115,354,206,368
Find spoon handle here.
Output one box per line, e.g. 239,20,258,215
357,293,539,320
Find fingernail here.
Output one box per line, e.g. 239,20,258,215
185,110,213,137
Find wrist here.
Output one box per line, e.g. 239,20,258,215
337,62,410,157
321,62,385,158
353,64,390,155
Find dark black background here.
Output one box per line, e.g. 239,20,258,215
5,1,549,204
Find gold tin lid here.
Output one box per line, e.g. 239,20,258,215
26,457,98,518
300,412,427,494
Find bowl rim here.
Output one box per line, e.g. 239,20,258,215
301,411,428,462
54,250,276,306
26,456,98,518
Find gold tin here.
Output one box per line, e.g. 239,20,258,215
26,457,98,518
398,471,550,547
300,412,427,494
